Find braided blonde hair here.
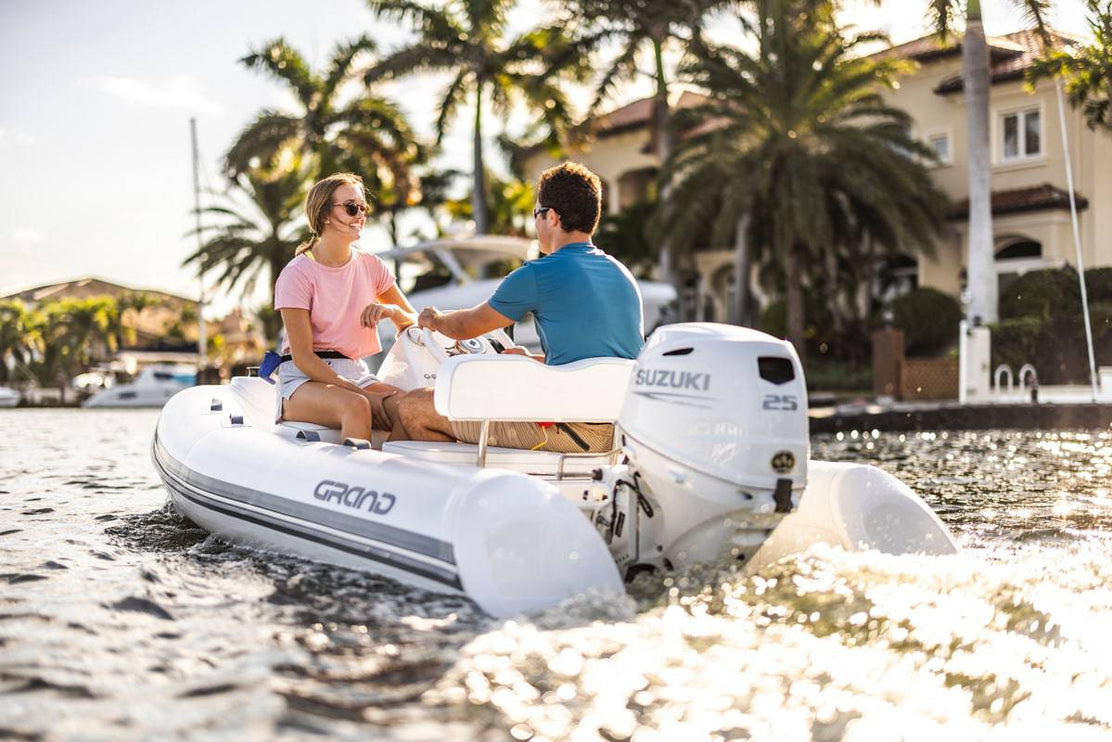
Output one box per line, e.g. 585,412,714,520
295,172,366,256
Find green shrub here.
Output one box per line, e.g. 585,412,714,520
889,288,963,356
758,295,833,344
1083,267,1112,304
988,267,1112,384
999,267,1080,320
991,316,1043,376
803,356,872,392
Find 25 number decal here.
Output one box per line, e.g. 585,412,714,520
762,394,799,411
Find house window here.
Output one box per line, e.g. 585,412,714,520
1001,108,1041,161
928,133,951,164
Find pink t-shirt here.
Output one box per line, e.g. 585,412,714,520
274,249,396,360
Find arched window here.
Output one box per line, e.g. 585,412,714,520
617,167,659,210
995,237,1046,294
876,253,918,301
996,239,1042,260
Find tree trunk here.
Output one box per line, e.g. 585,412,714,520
388,212,399,247
786,245,806,360
732,214,751,325
652,37,675,292
471,81,489,235
963,1,997,323
861,233,876,330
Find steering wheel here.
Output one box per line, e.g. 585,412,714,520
419,326,517,363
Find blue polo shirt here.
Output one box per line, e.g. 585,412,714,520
489,243,644,365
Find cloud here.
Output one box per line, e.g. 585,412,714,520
0,129,35,146
11,227,43,246
91,75,222,115
7,227,44,259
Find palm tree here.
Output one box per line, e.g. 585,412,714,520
28,297,118,402
1028,0,1112,131
183,166,306,341
111,291,162,351
656,0,949,356
0,299,34,385
442,171,535,237
927,0,1053,325
363,0,588,235
560,0,730,284
225,35,424,216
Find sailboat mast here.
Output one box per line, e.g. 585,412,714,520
190,117,206,368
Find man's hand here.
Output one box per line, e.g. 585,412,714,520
361,303,398,328
502,346,545,363
417,307,443,331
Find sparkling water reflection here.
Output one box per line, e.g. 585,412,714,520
2,412,1111,740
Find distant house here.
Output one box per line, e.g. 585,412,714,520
870,29,1111,301
3,277,263,370
5,277,198,353
520,29,1112,321
524,90,708,219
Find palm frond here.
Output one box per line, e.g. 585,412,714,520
925,0,961,42
222,111,300,177
322,34,377,103
241,38,319,106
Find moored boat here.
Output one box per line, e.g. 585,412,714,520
84,364,196,408
0,386,21,408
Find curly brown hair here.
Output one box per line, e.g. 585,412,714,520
536,162,602,235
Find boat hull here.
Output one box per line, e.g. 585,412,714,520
152,385,624,617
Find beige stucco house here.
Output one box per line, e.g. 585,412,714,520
520,29,1112,321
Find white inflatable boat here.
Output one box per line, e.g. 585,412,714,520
152,324,957,617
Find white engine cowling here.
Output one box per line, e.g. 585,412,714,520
610,323,811,571
620,323,809,492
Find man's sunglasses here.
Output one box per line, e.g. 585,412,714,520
533,206,552,219
333,200,370,218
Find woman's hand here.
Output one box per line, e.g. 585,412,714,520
361,303,398,328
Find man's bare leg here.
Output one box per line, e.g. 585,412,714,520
383,392,409,441
396,387,455,442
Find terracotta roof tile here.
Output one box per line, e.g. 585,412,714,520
869,33,1026,63
948,183,1089,219
591,91,709,137
933,29,1083,94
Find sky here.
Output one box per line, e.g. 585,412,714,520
0,0,1095,317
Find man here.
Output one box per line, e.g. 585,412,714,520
395,161,644,453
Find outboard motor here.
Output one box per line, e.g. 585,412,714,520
599,324,810,577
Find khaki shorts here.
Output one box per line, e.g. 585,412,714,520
449,420,616,454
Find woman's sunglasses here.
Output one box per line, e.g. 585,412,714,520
333,200,370,218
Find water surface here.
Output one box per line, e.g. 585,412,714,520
2,411,1111,740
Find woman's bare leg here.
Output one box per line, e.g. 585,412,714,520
282,382,372,441
358,382,404,432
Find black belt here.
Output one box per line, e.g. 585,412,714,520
279,350,352,363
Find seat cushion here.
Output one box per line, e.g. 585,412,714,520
381,440,610,477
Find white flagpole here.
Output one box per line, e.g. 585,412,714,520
1054,81,1097,401
190,117,207,371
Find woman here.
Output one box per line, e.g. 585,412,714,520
274,172,415,442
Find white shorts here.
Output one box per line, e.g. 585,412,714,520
274,358,380,422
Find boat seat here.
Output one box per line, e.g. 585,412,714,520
380,440,611,478
434,355,635,422
228,376,275,429
229,376,385,447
